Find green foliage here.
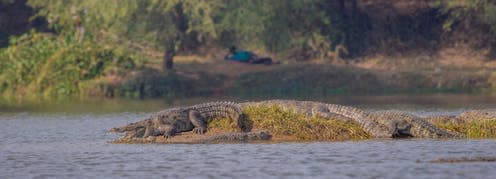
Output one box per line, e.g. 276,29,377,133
17,0,496,58
0,31,143,98
4,0,496,98
218,0,345,57
26,0,348,56
2,0,359,97
439,0,496,34
27,0,138,40
27,0,225,51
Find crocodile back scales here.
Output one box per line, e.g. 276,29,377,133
243,100,392,138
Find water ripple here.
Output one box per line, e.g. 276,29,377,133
1,113,496,178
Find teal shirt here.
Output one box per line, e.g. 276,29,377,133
226,50,253,62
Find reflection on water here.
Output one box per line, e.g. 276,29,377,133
1,94,496,178
1,93,496,114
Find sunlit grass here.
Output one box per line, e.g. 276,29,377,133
208,105,370,141
434,119,496,138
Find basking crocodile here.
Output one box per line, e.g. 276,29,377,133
424,109,496,124
111,100,462,143
111,101,248,138
369,110,458,138
242,100,392,138
458,109,496,122
242,100,459,138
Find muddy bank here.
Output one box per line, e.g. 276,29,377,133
110,130,271,144
83,64,496,99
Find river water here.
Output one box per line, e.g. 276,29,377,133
1,94,496,178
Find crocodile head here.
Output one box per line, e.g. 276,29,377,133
124,127,147,138
389,119,413,138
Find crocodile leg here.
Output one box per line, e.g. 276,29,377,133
160,125,177,138
189,110,207,134
143,125,154,138
142,116,165,138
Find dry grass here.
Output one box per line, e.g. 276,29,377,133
208,105,370,141
434,120,496,138
354,45,496,71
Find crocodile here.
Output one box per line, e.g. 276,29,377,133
458,109,496,122
111,101,248,138
111,100,463,143
241,100,459,138
369,110,459,138
242,100,392,138
424,109,496,124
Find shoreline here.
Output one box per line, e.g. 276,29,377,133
109,103,496,144
4,63,490,100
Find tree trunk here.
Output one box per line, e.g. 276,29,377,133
350,0,358,19
337,0,347,19
163,47,174,70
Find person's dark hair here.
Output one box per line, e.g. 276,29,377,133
229,46,236,53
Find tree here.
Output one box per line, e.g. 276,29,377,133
24,0,355,64
439,0,496,33
142,0,222,70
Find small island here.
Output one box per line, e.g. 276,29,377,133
110,100,496,144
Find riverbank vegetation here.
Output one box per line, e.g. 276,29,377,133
2,0,496,99
0,31,144,98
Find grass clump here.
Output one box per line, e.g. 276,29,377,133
207,117,242,133
434,119,496,138
209,105,370,141
0,31,144,99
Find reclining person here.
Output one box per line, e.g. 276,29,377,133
224,46,273,65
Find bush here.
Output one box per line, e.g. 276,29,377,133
0,31,144,98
